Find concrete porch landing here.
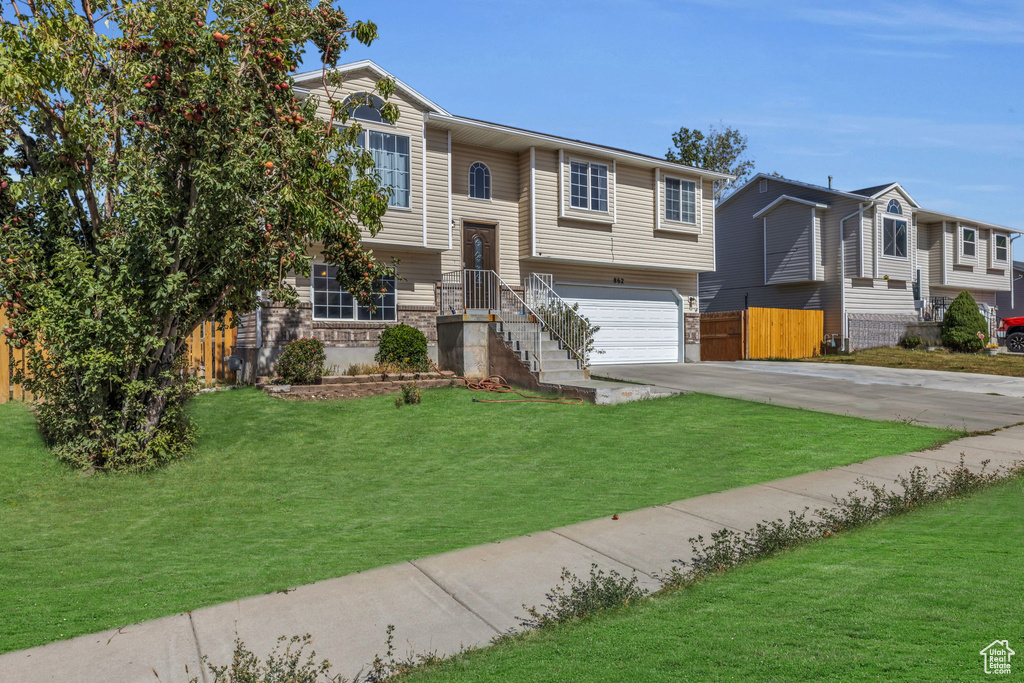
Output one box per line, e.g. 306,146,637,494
3,427,1022,683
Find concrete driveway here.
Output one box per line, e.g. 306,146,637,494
597,361,1024,432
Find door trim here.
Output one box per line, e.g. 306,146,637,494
460,218,500,275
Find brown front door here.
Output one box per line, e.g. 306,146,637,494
462,222,497,309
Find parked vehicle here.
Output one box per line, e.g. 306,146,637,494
998,317,1024,353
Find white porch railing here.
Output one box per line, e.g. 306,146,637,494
440,269,545,371
523,273,592,366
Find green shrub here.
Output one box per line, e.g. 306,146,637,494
275,338,326,385
375,324,428,368
941,291,989,352
899,336,922,349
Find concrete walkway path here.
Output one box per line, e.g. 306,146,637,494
597,362,1024,432
3,426,1023,682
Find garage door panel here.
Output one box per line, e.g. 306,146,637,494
554,284,680,365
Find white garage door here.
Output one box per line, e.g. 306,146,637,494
554,284,680,365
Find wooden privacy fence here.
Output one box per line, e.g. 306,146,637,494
701,307,823,361
1,311,236,404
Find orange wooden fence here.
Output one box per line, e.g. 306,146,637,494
746,307,824,360
186,314,238,388
1,312,236,404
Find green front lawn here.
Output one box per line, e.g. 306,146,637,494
805,345,1024,377
408,476,1024,682
1,387,956,653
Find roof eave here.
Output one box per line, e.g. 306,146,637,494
426,113,734,181
291,60,450,115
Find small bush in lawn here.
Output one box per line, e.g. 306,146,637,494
199,635,332,683
941,291,989,352
899,336,922,349
400,382,421,405
275,338,326,385
375,324,429,368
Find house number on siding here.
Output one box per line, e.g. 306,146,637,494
613,277,625,284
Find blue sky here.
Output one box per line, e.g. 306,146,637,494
325,0,1023,259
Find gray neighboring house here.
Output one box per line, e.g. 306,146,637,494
995,261,1024,319
700,174,1021,350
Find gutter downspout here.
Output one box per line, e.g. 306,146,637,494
1011,234,1022,309
839,206,865,344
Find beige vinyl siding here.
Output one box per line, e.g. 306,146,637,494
531,149,714,272
450,143,521,284
235,311,259,348
844,278,917,315
931,286,998,308
842,204,863,279
939,223,1012,292
537,261,698,298
305,70,427,248
518,149,532,259
874,188,914,283
424,126,450,252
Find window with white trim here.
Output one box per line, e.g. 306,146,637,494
312,264,397,321
887,199,903,215
468,162,490,200
961,226,977,258
356,130,410,208
665,177,696,224
569,160,609,212
883,216,907,258
995,233,1008,262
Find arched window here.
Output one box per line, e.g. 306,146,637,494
469,162,491,200
344,92,385,123
887,199,902,215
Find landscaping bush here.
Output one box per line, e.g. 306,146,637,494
941,291,989,352
375,324,428,368
275,338,326,385
899,336,922,349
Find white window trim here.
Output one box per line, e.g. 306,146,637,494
310,263,399,322
880,210,909,261
992,231,1009,265
660,173,699,229
959,224,978,262
356,124,413,212
467,160,492,202
561,154,614,219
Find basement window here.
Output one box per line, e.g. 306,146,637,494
313,264,397,321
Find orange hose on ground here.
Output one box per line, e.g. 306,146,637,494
428,358,583,405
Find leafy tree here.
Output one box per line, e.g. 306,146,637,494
0,1,398,470
941,290,989,352
665,124,754,202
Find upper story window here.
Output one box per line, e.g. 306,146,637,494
344,92,386,123
883,200,907,258
665,177,696,224
961,226,977,258
469,162,490,200
759,179,768,193
313,264,397,321
356,130,410,208
995,233,1009,262
569,160,609,212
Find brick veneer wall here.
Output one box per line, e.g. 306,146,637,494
683,313,700,344
260,302,439,349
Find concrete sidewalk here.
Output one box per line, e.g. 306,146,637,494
597,362,1024,431
3,427,1023,683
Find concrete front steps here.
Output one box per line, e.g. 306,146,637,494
492,321,670,404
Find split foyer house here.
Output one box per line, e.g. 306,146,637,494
700,174,1021,350
236,61,731,373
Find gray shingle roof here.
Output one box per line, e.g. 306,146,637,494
849,183,897,197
